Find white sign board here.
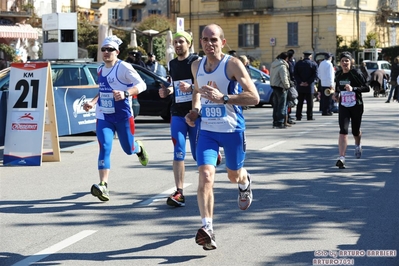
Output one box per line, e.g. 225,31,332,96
270,37,276,46
3,62,60,166
176,17,184,32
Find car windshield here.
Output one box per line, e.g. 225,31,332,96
249,66,269,82
381,63,391,70
365,62,378,70
88,66,99,84
52,67,88,86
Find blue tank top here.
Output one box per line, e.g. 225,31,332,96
96,60,134,122
196,55,245,132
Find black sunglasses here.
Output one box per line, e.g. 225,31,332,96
101,47,116,52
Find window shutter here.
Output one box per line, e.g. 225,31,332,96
238,24,243,47
254,24,259,47
108,9,112,23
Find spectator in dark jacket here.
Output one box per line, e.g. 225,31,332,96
386,56,399,103
294,51,318,120
359,60,370,83
126,51,146,68
286,49,296,124
287,49,296,84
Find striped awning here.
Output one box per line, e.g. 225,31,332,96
0,24,38,39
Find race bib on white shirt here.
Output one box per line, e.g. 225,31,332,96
201,104,227,126
98,92,115,113
341,91,356,107
174,79,192,103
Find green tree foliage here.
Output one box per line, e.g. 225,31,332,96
363,32,380,48
136,15,174,63
77,20,99,48
0,43,16,62
382,46,399,63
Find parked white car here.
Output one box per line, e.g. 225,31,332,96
363,60,391,78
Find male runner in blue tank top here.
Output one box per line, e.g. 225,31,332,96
185,24,260,250
160,31,223,208
83,35,149,201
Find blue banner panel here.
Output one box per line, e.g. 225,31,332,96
53,86,98,136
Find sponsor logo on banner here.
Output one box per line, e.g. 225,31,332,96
19,112,34,121
23,63,38,69
10,111,39,130
12,123,38,130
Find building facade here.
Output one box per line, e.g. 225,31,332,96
174,0,399,66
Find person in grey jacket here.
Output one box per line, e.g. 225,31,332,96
270,52,291,128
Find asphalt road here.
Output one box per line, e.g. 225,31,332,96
1,91,398,266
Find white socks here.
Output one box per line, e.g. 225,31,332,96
202,218,213,231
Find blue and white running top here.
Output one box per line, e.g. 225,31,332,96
96,60,146,122
196,54,245,133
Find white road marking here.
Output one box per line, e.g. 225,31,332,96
11,230,97,266
259,122,334,150
137,183,192,206
260,140,286,151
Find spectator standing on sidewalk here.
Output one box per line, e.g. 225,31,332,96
146,52,167,77
386,56,399,103
83,35,149,201
185,24,259,251
126,51,146,68
261,65,270,75
270,52,291,128
294,51,318,121
318,53,335,116
286,49,297,125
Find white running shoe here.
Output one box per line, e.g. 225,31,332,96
238,174,253,210
336,156,346,169
355,146,362,159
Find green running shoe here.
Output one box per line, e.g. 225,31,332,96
136,140,149,166
91,182,109,201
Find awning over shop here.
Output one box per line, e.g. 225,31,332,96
0,24,38,39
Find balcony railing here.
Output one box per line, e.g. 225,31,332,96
109,19,139,29
219,0,273,12
130,0,146,6
0,10,33,17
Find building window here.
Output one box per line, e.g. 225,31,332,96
148,9,161,15
151,0,159,3
390,25,396,47
109,9,123,26
238,24,259,48
130,9,142,22
43,30,58,43
360,21,366,46
287,22,298,46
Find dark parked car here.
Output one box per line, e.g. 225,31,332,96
131,64,172,121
